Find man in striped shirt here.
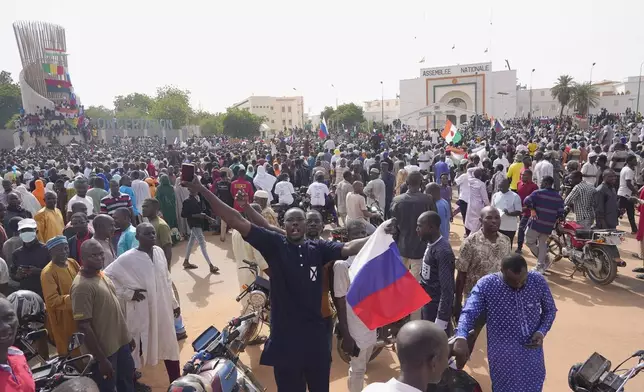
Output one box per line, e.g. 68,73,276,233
100,179,133,216
524,175,565,274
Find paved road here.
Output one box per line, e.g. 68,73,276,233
140,217,644,391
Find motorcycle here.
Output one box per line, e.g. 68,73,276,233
547,218,626,285
568,350,644,391
15,317,48,363
335,316,409,364
32,332,94,392
272,187,308,227
181,313,265,392
235,260,271,348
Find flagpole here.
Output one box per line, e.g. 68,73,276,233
380,81,384,131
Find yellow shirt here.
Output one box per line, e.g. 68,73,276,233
41,259,80,355
528,142,538,156
506,162,524,191
34,207,65,243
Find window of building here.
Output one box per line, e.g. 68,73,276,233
271,119,274,123
614,100,619,106
518,106,523,112
535,106,540,111
282,107,285,113
288,119,292,125
540,91,545,97
551,104,557,110
288,106,292,113
270,106,273,110
386,102,390,107
282,120,286,125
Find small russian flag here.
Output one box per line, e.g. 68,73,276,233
494,118,505,132
318,117,329,139
347,221,430,329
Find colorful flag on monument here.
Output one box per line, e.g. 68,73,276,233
45,79,72,93
41,64,65,75
346,221,430,329
441,119,462,144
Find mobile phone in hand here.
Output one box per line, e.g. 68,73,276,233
181,163,195,183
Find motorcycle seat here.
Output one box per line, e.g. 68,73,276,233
575,229,594,239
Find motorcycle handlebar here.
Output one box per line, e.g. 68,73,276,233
229,312,258,327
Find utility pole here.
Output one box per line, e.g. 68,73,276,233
589,62,596,117
380,81,384,131
637,61,644,114
529,68,535,119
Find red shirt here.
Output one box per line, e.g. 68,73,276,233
517,180,539,216
230,179,254,211
0,347,36,392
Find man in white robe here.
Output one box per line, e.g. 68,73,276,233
465,168,490,235
105,222,181,383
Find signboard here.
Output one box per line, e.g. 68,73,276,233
91,118,174,130
420,62,491,78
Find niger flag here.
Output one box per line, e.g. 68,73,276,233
441,120,462,144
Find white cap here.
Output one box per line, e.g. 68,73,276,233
17,218,37,231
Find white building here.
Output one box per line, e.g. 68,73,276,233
363,99,400,125
400,62,517,130
516,78,644,117
231,96,305,134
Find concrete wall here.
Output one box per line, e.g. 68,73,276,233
6,125,201,148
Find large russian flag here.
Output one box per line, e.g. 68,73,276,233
318,117,329,139
346,221,430,330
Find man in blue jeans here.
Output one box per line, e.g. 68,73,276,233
71,239,136,392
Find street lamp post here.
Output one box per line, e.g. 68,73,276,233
589,62,596,117
380,81,384,131
529,69,535,119
331,84,338,108
637,61,644,114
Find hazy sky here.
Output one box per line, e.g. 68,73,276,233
2,0,644,116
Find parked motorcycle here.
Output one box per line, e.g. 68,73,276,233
32,332,94,392
235,260,270,348
335,316,409,364
547,218,625,285
181,313,265,392
272,187,308,227
568,350,644,391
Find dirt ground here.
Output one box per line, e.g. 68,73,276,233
140,216,644,392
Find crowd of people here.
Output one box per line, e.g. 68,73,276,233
15,103,91,143
0,112,643,392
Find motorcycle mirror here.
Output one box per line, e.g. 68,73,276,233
68,332,85,352
25,329,48,342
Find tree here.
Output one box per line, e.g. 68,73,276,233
222,108,264,138
551,75,574,120
0,71,21,129
320,106,335,122
193,110,224,135
570,83,600,116
330,103,365,129
84,105,113,119
113,93,153,116
4,113,20,129
150,85,193,128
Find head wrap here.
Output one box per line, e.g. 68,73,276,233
46,235,68,250
255,190,270,199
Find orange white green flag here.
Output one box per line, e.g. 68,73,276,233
441,119,462,144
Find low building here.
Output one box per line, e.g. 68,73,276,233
231,96,305,132
363,99,400,125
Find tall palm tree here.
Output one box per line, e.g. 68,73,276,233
551,75,575,120
569,82,600,116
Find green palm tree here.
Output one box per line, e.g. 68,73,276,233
550,75,574,120
570,82,600,116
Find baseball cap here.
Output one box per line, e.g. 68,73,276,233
17,218,37,231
